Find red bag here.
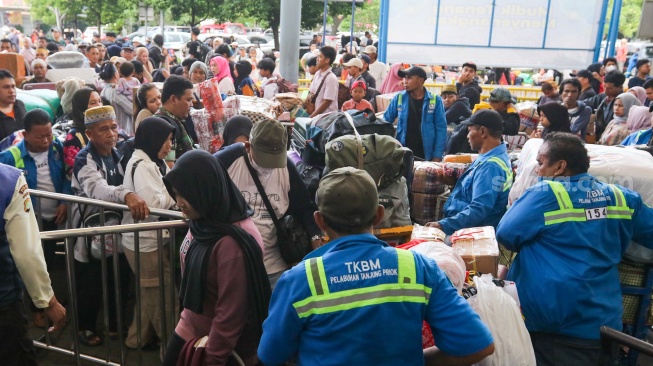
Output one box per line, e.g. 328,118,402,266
199,79,225,124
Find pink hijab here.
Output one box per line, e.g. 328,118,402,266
379,63,404,94
210,56,233,83
626,105,653,133
628,86,648,105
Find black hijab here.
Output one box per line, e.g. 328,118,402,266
71,87,95,130
134,117,176,175
222,116,253,147
163,150,270,331
234,60,251,87
538,102,571,138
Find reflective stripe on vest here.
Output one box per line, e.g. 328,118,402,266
293,249,431,318
484,157,513,192
398,93,436,109
543,181,633,226
8,146,24,169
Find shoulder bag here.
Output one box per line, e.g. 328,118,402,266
304,71,329,115
243,154,312,265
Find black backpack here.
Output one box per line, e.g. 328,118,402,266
116,137,135,172
301,109,395,167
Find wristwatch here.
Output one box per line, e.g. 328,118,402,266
311,235,324,242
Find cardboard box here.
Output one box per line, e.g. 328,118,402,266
0,53,25,85
451,226,500,277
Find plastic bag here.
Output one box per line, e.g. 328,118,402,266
468,275,535,366
408,241,466,294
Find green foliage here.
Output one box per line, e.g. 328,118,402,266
605,0,644,38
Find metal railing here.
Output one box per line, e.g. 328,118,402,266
29,189,188,366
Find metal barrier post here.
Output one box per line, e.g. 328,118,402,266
112,232,126,366
157,229,168,350
30,189,187,365
169,227,178,335
99,208,111,362
134,232,143,364
65,234,81,365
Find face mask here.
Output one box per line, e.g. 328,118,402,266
249,151,275,179
606,65,617,72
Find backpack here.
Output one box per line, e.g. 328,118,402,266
275,78,298,94
116,137,135,172
301,109,395,167
325,133,406,190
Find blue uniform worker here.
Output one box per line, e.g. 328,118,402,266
383,66,447,161
258,167,494,366
496,132,653,366
621,128,652,146
431,110,512,235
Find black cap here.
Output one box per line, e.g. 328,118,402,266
398,66,427,80
461,109,504,133
121,44,134,50
574,69,594,79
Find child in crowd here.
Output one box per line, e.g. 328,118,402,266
341,80,373,112
116,61,141,102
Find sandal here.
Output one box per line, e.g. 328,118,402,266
78,330,103,347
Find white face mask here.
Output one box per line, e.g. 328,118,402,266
249,151,275,179
606,65,617,72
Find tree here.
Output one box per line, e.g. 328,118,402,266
27,0,84,30
604,0,644,39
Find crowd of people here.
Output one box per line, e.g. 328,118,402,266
0,23,652,366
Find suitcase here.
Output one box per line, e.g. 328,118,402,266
290,117,311,156
411,161,448,225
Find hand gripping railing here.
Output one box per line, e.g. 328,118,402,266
29,189,188,366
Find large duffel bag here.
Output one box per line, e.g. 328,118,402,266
325,133,405,190
302,109,395,167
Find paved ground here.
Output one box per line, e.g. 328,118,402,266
30,248,163,366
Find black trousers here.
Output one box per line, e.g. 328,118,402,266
162,332,185,366
75,254,130,333
0,301,37,366
530,331,602,366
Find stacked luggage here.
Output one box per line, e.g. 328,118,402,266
290,110,411,228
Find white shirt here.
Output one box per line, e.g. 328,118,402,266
218,77,235,95
227,155,290,275
121,150,176,252
28,150,58,220
368,60,388,87
309,68,339,114
260,76,279,100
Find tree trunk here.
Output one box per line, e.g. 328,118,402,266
331,15,344,34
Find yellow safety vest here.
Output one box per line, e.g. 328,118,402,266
293,249,432,318
543,181,633,226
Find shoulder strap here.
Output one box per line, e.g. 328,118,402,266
243,154,286,238
131,159,143,185
311,71,330,102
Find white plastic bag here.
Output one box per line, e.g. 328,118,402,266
468,275,536,366
409,241,466,294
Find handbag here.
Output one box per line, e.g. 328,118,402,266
304,71,328,115
243,154,312,265
81,209,123,260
